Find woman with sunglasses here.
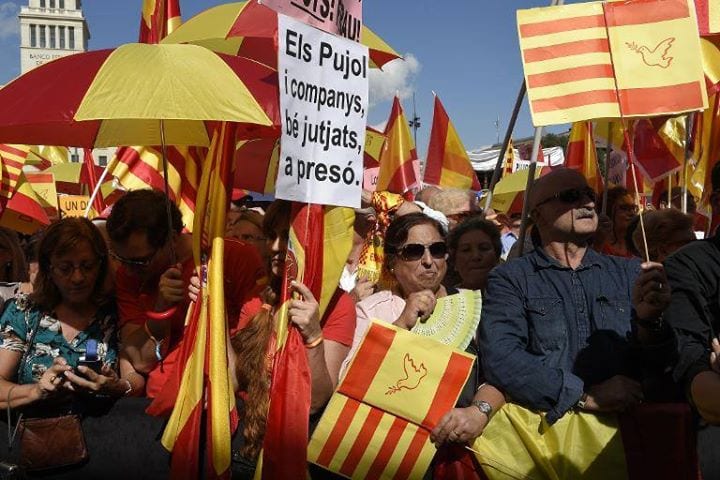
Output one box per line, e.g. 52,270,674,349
340,212,505,474
0,218,133,430
227,200,356,477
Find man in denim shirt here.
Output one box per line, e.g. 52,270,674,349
479,169,674,424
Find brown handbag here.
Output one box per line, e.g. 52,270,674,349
17,414,88,472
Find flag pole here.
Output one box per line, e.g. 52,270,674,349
516,126,544,257
682,113,694,214
602,123,612,214
484,81,526,211
83,159,115,218
484,0,563,212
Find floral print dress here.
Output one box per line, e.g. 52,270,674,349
0,294,118,385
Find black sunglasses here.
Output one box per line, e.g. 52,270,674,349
393,242,448,261
537,187,596,207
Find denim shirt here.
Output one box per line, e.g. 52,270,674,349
479,247,647,423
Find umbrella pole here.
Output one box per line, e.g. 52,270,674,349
517,127,544,257
84,158,115,218
160,119,177,264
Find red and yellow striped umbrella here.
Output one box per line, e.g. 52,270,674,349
161,1,401,70
0,43,276,148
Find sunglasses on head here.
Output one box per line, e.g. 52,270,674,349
537,187,596,207
391,242,448,261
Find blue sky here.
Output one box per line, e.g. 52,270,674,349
0,1,583,155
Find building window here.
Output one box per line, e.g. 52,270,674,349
98,155,108,167
70,153,79,163
49,0,55,8
59,26,65,49
68,26,75,49
59,0,64,8
40,0,45,7
49,26,56,48
39,26,46,48
76,0,81,9
30,25,37,47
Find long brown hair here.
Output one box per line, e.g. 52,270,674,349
0,227,28,283
31,218,109,311
230,200,290,459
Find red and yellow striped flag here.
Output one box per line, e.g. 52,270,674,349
155,123,238,479
0,172,50,235
140,0,182,44
25,172,58,220
0,145,29,199
424,95,481,191
308,321,474,479
566,121,602,192
109,145,202,231
518,0,708,126
364,126,386,170
633,117,685,181
376,97,420,195
695,0,720,35
258,202,354,478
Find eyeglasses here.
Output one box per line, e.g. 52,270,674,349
393,242,448,261
51,260,101,278
537,187,596,208
110,249,158,267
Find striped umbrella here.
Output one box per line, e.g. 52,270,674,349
0,42,276,148
161,1,401,70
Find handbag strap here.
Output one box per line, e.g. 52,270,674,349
6,306,41,450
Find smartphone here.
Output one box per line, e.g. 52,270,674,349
77,358,103,375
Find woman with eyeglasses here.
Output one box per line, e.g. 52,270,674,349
0,218,132,418
600,186,639,258
340,212,505,475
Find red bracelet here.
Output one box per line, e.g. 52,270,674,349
145,306,178,321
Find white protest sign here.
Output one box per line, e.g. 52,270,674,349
276,14,368,208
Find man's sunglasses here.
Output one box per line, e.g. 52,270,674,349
390,242,448,261
537,187,596,207
110,249,158,267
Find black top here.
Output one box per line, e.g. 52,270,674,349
664,236,720,394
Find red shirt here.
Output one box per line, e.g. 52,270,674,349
115,238,264,397
237,289,356,347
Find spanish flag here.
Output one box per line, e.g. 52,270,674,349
140,0,182,44
424,95,481,191
566,122,603,193
258,202,354,478
364,126,386,170
376,97,420,195
0,172,50,235
309,321,474,479
0,145,29,199
518,0,708,126
152,123,238,479
233,138,279,195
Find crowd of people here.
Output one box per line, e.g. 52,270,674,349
0,164,719,479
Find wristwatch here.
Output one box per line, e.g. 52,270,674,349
576,392,589,410
471,400,493,419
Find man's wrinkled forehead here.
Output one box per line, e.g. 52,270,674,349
530,169,589,209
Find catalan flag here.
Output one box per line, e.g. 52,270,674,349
26,145,68,170
25,172,59,220
633,117,685,181
695,0,720,35
566,121,603,192
376,97,420,195
308,321,474,479
140,0,182,44
424,95,481,191
0,145,29,199
518,0,708,126
259,202,354,478
154,123,238,479
109,145,203,232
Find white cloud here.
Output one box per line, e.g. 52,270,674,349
368,52,420,108
0,2,19,40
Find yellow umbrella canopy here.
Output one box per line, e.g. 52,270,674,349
491,167,544,214
0,43,276,148
161,1,401,70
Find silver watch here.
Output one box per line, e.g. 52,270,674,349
471,399,493,418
